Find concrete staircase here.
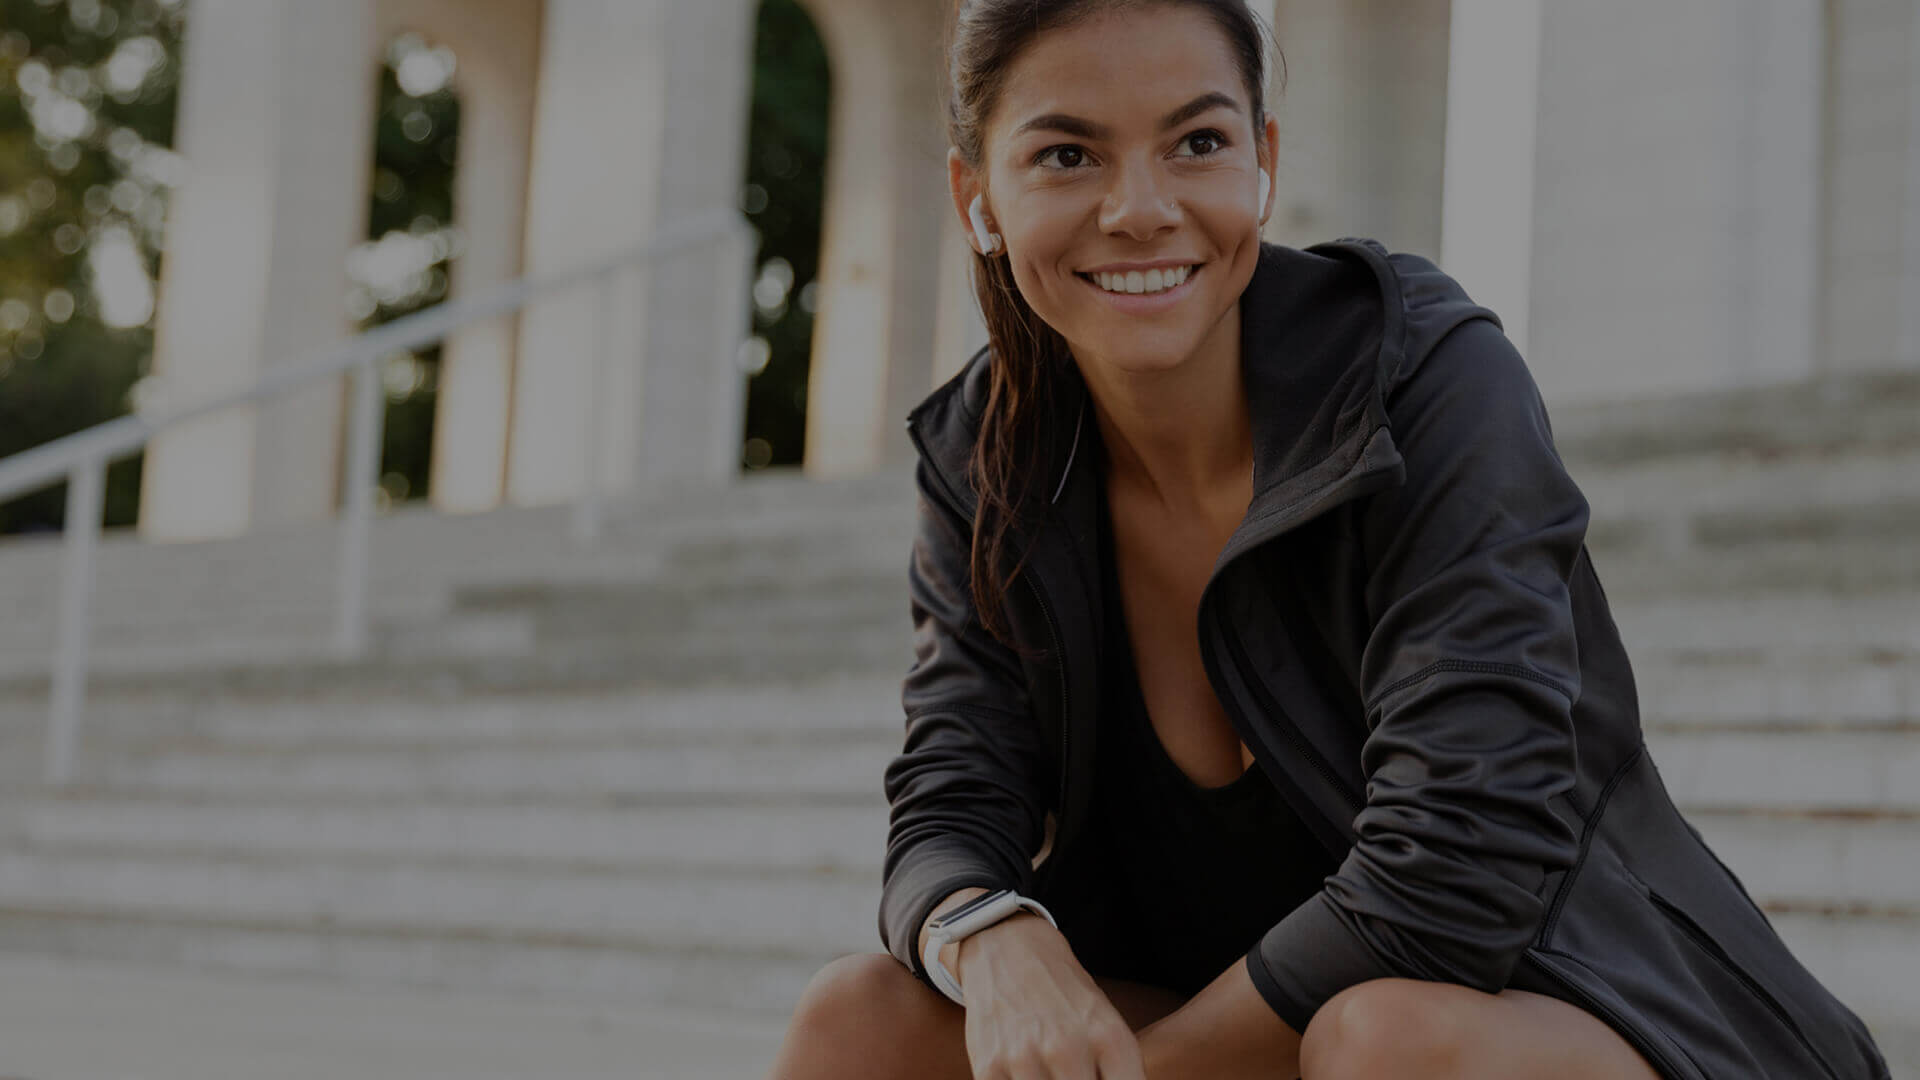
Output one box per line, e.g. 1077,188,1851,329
0,372,1913,1073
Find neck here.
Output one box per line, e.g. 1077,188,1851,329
1076,304,1252,514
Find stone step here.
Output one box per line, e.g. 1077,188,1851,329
1765,908,1920,1036
1633,654,1920,726
0,908,831,1016
0,627,916,698
1614,592,1920,655
1590,538,1920,596
12,794,1910,911
6,794,888,873
0,847,880,960
0,595,1910,707
0,892,1903,1033
52,722,1911,804
1684,811,1920,909
1573,443,1920,545
1548,369,1920,467
73,735,900,801
439,577,907,643
1644,731,1920,812
0,674,906,746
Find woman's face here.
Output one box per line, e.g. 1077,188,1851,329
955,5,1277,375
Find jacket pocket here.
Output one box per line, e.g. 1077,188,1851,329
1642,886,1843,1080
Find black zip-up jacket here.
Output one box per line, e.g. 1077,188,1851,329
879,238,1891,1080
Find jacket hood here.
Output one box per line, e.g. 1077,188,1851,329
902,238,1505,531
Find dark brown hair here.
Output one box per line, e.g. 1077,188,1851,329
945,0,1281,654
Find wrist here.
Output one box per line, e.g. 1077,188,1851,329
920,889,1060,1005
950,909,1048,984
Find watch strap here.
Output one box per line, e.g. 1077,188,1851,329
921,891,1058,1007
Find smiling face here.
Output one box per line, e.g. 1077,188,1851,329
951,4,1278,377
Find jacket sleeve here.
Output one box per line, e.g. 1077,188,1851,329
1242,315,1587,1033
877,456,1055,993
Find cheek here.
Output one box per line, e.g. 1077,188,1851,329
1005,216,1087,313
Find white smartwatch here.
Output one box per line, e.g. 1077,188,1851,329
921,887,1059,1006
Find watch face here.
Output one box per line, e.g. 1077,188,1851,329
932,888,1012,929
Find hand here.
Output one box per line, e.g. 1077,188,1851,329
954,913,1148,1079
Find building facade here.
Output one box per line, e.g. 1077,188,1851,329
138,0,1920,539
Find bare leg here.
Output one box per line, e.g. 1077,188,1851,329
1300,977,1665,1080
764,952,1188,1080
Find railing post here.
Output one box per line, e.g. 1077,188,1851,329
46,456,105,787
571,269,618,544
334,353,384,657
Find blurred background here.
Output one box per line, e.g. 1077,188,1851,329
0,0,1914,1077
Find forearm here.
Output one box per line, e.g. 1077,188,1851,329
1137,955,1303,1080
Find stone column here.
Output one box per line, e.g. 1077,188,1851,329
629,0,758,497
802,0,950,476
1527,0,1822,404
377,0,544,514
1260,0,1450,257
1438,0,1543,359
139,0,378,541
1825,0,1920,373
507,0,756,507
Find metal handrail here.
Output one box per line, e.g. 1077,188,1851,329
0,209,749,785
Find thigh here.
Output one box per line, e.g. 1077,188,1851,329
1473,987,1667,1079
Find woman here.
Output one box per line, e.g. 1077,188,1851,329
767,2,1892,1078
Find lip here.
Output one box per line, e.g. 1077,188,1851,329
1076,262,1202,314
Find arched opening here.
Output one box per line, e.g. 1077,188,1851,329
350,30,460,509
738,0,831,472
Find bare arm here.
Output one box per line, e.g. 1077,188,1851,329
925,886,1300,1077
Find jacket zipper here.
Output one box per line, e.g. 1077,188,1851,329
1203,465,1399,818
1520,952,1694,1080
1644,889,1842,1080
1022,569,1071,867
905,419,1072,871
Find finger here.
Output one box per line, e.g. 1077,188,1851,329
1040,1044,1101,1080
1004,1048,1090,1080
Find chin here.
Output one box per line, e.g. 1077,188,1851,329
1074,329,1205,372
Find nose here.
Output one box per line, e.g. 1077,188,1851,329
1097,157,1180,242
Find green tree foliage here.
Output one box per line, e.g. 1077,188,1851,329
359,33,460,508
0,0,828,533
0,0,184,533
741,0,829,470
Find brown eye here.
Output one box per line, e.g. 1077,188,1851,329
1037,145,1087,169
1178,130,1228,158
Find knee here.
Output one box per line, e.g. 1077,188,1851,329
789,952,928,1037
1299,978,1469,1080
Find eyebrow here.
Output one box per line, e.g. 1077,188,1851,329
1012,91,1243,141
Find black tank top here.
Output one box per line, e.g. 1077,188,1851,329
1089,468,1338,998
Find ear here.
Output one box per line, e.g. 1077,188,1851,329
949,146,997,255
1257,111,1280,225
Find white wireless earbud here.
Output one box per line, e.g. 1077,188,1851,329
968,194,1002,255
1257,168,1270,213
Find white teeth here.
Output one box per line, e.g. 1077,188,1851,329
1090,265,1193,295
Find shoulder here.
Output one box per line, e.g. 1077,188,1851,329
1296,238,1510,399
